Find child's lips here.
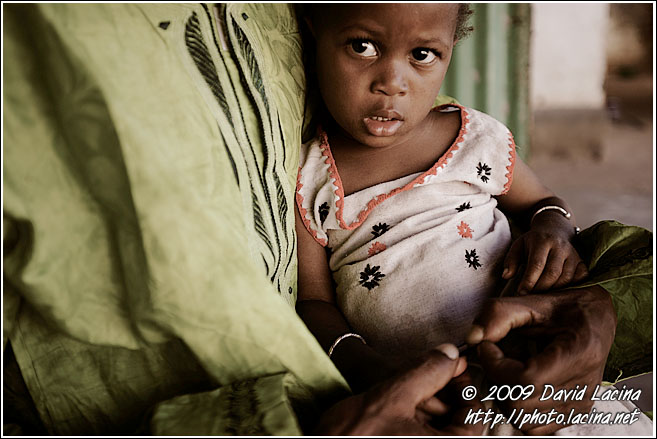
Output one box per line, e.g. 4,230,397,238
363,111,403,136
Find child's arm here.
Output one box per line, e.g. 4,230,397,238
496,156,588,295
294,208,402,392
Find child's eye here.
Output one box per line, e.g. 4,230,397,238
411,48,440,64
349,39,378,58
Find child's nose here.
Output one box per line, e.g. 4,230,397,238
370,59,409,97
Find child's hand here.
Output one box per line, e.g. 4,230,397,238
502,228,588,295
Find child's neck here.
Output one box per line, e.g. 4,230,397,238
325,109,462,197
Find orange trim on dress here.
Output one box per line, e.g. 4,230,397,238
295,167,328,247
502,131,517,194
320,104,470,231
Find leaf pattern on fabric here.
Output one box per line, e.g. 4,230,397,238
371,223,390,238
476,162,492,183
273,172,288,235
231,18,270,114
185,13,233,127
187,9,291,288
359,264,385,290
191,5,310,295
465,249,482,270
455,202,472,212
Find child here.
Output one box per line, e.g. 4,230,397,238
295,3,588,391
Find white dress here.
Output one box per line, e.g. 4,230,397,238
296,104,516,355
297,104,653,436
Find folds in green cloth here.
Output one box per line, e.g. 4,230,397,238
4,3,347,435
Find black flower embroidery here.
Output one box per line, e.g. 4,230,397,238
359,264,386,290
456,202,472,212
371,223,390,238
476,162,492,183
318,202,329,225
465,249,482,270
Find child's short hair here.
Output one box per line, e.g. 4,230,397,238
300,3,475,43
456,4,475,41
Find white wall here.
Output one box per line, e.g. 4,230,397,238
531,4,609,110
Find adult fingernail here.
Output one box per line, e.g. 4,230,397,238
502,267,510,278
518,289,528,296
466,325,484,345
436,343,459,360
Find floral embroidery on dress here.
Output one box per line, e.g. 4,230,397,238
457,221,473,238
359,264,385,290
456,202,472,212
371,223,390,238
368,241,387,257
318,202,329,225
465,249,482,270
476,162,492,183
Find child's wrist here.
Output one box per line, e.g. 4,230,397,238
330,339,395,391
529,211,578,237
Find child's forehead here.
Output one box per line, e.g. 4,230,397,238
317,4,459,35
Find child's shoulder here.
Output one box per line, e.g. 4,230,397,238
431,104,467,137
433,103,511,136
432,103,512,150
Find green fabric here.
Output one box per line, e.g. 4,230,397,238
2,3,652,436
149,373,309,435
3,3,347,435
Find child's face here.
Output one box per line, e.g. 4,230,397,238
312,4,458,148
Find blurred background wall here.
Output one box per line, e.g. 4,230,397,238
529,2,653,233
440,3,653,232
531,3,608,110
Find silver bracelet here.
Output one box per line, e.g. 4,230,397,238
530,205,571,224
530,205,580,234
328,333,366,358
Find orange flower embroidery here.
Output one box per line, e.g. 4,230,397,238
457,221,473,238
368,241,387,257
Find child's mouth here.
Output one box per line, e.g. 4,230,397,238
364,114,403,137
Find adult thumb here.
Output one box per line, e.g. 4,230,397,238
386,344,461,412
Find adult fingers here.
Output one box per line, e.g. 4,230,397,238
466,296,550,345
382,344,461,413
418,396,450,416
518,243,550,294
476,341,527,383
435,372,486,436
502,239,525,279
523,330,589,384
453,356,468,377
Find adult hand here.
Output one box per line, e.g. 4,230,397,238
466,285,616,435
314,344,485,435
